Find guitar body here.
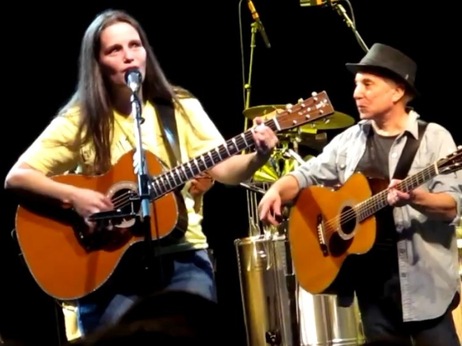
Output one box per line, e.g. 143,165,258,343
12,92,337,301
15,149,187,300
288,172,377,294
288,147,462,295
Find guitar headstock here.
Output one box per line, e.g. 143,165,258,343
271,91,335,131
438,146,462,175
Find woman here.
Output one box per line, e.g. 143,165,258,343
4,9,278,336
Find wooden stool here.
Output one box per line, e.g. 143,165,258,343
60,300,81,341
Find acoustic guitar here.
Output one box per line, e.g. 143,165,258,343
288,147,462,294
15,91,335,300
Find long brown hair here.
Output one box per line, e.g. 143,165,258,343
59,9,186,173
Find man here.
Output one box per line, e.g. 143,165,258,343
258,43,462,345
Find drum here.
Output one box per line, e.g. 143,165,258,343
298,287,365,346
235,234,297,346
235,233,365,346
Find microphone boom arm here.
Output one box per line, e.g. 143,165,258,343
247,0,271,49
332,1,369,53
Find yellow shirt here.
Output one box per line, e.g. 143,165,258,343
19,97,225,252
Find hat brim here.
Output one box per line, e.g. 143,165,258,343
345,63,419,97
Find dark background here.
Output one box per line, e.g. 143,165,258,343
1,1,459,345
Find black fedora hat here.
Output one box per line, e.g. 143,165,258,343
345,43,418,96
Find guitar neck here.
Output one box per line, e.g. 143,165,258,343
357,163,439,222
150,118,279,198
147,90,336,199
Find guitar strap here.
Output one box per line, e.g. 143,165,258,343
153,98,189,238
154,99,181,167
392,120,428,179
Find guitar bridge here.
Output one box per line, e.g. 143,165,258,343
316,214,328,256
77,208,139,251
87,210,137,222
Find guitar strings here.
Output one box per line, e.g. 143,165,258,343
110,192,133,210
321,191,388,237
92,97,336,216
101,152,458,223
320,164,437,237
107,162,427,223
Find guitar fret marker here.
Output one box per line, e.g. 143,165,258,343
207,152,214,165
168,171,177,186
231,138,237,151
186,161,193,177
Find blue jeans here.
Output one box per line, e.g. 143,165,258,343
76,249,216,336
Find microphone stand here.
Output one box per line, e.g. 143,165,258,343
331,1,369,53
130,91,154,268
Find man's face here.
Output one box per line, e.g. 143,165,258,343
353,72,405,120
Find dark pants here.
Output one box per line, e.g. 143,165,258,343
358,298,460,346
348,247,460,346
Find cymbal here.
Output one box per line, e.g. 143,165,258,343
243,105,286,120
301,111,355,131
244,105,354,130
298,132,328,151
253,151,313,183
274,132,327,152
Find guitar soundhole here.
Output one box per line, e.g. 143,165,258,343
111,188,140,226
328,206,356,257
339,206,356,235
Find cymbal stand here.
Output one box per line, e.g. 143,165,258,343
243,21,258,131
330,0,369,53
247,186,261,237
242,20,262,237
283,148,306,166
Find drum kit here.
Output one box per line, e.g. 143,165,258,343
235,104,365,346
243,105,354,184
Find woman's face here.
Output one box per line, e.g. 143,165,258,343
98,21,147,90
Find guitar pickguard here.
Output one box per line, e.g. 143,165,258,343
106,180,140,228
76,181,145,251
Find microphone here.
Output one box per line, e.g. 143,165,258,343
300,0,339,6
124,68,142,93
247,0,271,49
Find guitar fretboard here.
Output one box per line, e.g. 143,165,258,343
150,118,279,199
355,163,438,221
